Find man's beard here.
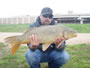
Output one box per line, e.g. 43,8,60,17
43,21,50,25
44,20,51,24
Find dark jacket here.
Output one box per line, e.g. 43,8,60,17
30,16,56,27
27,16,66,51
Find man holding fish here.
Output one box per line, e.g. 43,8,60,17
26,7,70,68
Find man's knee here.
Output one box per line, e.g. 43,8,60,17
51,50,70,65
57,51,70,64
63,51,70,64
25,49,41,65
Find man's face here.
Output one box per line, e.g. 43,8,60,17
40,14,53,25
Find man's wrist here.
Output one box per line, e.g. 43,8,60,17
30,45,38,50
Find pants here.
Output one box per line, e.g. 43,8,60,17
25,49,70,68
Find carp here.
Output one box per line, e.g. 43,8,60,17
4,24,77,56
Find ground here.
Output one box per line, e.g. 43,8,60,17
66,33,90,45
0,32,90,46
0,32,90,68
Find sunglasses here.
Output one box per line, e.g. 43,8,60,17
43,14,53,19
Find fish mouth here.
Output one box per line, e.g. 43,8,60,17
72,34,77,38
74,33,77,37
68,33,77,39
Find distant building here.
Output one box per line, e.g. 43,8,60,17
54,14,90,24
0,14,90,24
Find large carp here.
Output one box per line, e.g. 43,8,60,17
4,24,77,56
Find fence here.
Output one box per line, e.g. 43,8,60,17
0,16,36,24
0,14,90,24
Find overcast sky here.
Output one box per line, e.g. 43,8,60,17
0,0,90,17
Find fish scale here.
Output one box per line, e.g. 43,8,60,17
4,24,77,56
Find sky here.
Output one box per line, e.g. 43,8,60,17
0,0,90,17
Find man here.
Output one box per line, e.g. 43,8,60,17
25,7,70,68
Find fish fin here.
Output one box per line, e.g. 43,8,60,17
42,44,50,51
24,27,35,34
24,29,30,33
57,40,65,48
4,36,22,56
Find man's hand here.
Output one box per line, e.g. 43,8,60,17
30,35,41,49
53,37,64,47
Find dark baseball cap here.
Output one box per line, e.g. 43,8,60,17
41,7,53,15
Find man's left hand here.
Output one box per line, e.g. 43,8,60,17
53,37,64,46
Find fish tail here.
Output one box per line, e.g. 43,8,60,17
4,35,22,56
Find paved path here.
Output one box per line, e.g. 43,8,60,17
66,33,90,45
0,32,90,45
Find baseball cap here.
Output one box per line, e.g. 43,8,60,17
41,7,53,15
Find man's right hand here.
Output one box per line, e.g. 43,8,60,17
30,35,41,49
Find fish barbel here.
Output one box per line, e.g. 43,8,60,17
4,24,77,56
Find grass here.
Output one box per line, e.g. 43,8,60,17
0,43,90,68
64,24,90,33
62,43,90,68
0,43,29,68
0,24,29,32
0,24,90,33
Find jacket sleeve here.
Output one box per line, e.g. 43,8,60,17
27,43,31,49
29,22,40,27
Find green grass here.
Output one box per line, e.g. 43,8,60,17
0,24,29,32
62,44,90,68
64,24,90,33
0,43,29,68
0,24,90,33
0,43,90,68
